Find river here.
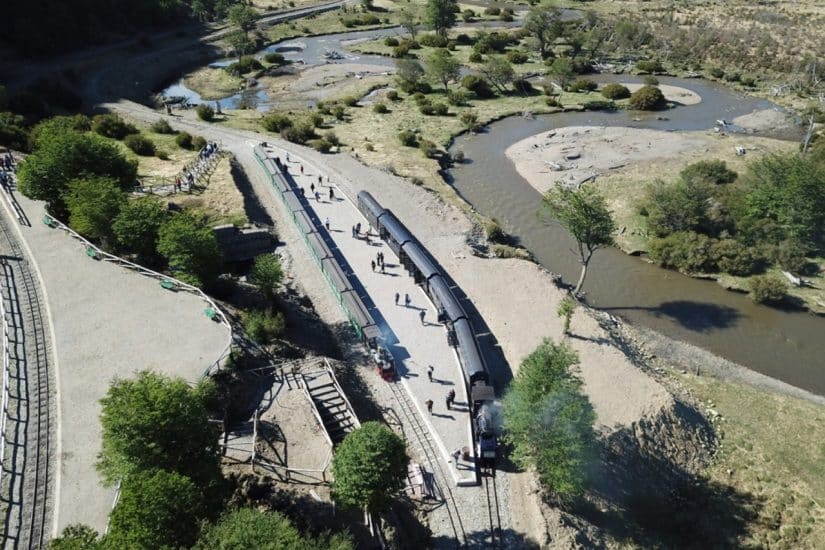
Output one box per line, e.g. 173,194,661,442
448,75,825,395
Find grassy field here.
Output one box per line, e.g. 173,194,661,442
676,372,825,549
184,67,244,100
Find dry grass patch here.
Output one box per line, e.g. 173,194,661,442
676,372,825,549
183,67,244,100
167,157,248,227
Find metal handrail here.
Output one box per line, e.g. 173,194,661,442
0,278,10,489
300,373,336,449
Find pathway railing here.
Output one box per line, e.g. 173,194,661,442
0,276,10,490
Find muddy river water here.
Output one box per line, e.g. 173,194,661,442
448,75,825,395
162,27,824,395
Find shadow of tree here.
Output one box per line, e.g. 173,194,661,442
574,402,761,548
432,528,541,549
603,300,741,332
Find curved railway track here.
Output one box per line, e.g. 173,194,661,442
0,186,53,549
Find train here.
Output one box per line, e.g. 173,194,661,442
357,191,497,468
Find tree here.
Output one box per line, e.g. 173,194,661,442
399,8,418,40
249,253,283,302
228,4,256,37
106,469,205,550
546,57,576,93
332,422,409,514
424,0,457,38
480,56,515,94
542,186,615,294
426,49,461,92
643,177,711,237
17,131,136,213
226,29,254,60
524,5,562,59
65,176,127,244
749,274,788,304
156,211,223,287
502,340,595,501
112,197,168,260
96,371,222,490
48,524,102,549
395,58,425,93
196,509,307,549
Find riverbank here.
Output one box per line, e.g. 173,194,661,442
504,123,825,313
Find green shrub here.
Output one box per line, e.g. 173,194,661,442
413,92,428,104
0,112,27,150
648,231,717,273
323,131,340,146
636,59,664,73
397,130,417,147
568,77,598,93
175,132,193,149
150,119,175,134
462,9,475,22
601,83,631,100
771,240,811,274
309,113,324,128
261,114,293,132
281,123,316,145
386,90,399,101
459,110,481,131
384,37,399,47
749,274,788,304
469,51,483,63
455,33,472,45
680,159,737,185
447,89,468,106
372,102,389,113
343,96,359,107
264,52,286,65
499,10,513,21
419,139,439,158
430,102,449,115
196,104,215,122
740,75,757,88
545,96,560,107
243,309,286,344
512,79,534,95
415,81,432,94
155,150,169,160
312,139,333,153
507,50,529,64
92,114,138,139
582,100,616,111
710,239,762,276
628,85,666,110
419,33,448,47
124,134,155,156
419,103,435,115
192,136,207,150
709,67,724,79
462,75,494,98
485,220,506,243
484,6,500,15
392,43,411,58
226,55,263,75
643,75,659,86
643,178,711,237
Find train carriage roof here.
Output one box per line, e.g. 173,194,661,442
305,231,333,262
379,212,413,246
322,257,352,295
357,190,387,221
341,289,375,329
454,318,488,383
429,276,466,322
401,241,439,280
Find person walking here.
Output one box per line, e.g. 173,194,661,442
453,448,461,465
318,175,322,185
300,164,304,174
310,183,315,194
355,222,361,234
371,260,376,272
425,399,433,415
427,365,434,381
446,389,455,410
405,293,411,307
419,310,426,325
395,292,400,305
324,217,330,231
329,187,334,200
314,191,320,202
300,186,305,197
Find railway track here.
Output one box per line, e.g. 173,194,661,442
387,380,468,548
0,186,53,549
483,470,503,548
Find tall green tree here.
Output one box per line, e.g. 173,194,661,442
524,5,563,59
546,57,575,93
106,469,206,550
643,177,711,237
156,211,223,287
424,0,457,38
332,422,409,514
226,29,254,60
395,58,426,92
480,56,515,94
17,130,136,213
425,48,461,92
112,197,168,260
96,371,222,491
228,4,256,37
542,186,615,294
64,176,127,244
501,340,595,502
249,253,283,303
399,8,419,40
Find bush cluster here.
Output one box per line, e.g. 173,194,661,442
261,114,293,132
225,56,263,76
92,114,138,140
196,104,215,121
749,274,788,304
150,119,175,134
264,52,286,65
568,78,598,93
628,85,666,110
507,50,529,64
600,83,631,100
636,59,664,73
462,75,495,98
124,134,156,156
397,130,417,147
372,102,388,113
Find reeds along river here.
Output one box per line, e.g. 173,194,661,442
447,75,825,396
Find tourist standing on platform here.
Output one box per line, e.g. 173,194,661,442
405,293,411,307
425,400,433,414
446,389,455,410
419,310,426,325
427,365,434,381
395,292,400,305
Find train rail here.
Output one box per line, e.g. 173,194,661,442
386,381,468,547
0,191,53,548
483,471,503,548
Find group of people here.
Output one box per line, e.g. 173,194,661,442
172,142,220,193
0,150,16,188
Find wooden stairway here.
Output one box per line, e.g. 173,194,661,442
302,363,360,446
